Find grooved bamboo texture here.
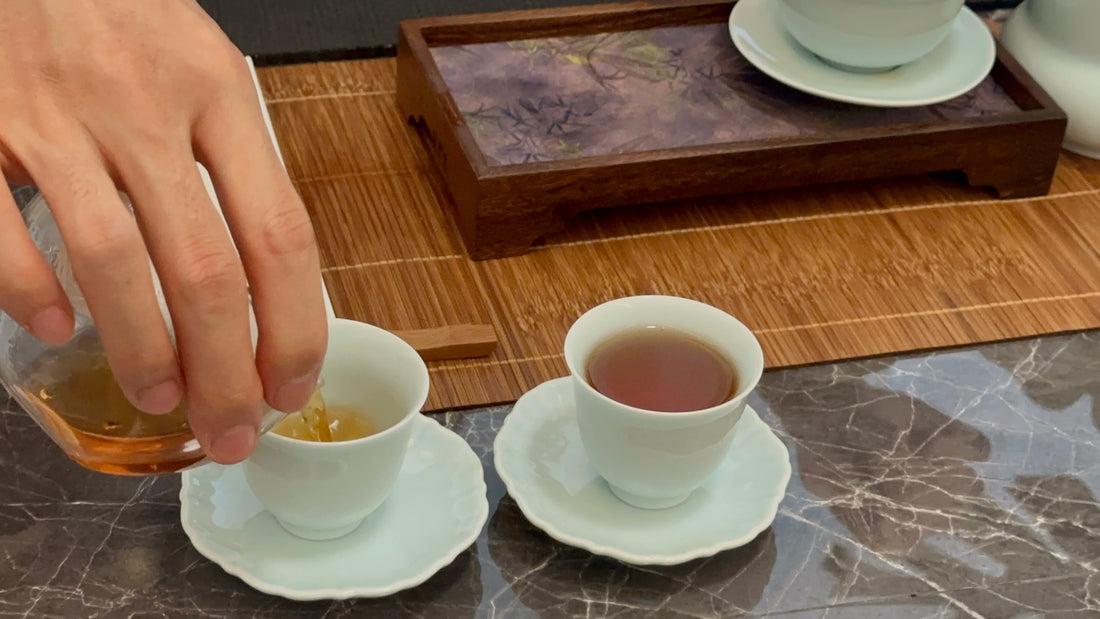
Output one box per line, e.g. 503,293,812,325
258,59,1100,412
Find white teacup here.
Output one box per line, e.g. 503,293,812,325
779,0,966,73
243,318,430,541
563,296,764,509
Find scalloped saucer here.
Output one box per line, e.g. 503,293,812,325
729,0,996,107
494,377,791,565
179,415,488,600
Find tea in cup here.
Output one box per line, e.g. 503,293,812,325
563,296,764,509
242,318,430,540
778,0,966,73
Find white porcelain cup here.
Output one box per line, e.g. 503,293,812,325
778,0,966,73
563,296,764,510
1002,0,1100,159
242,318,430,541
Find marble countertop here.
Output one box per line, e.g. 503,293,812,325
2,329,1098,618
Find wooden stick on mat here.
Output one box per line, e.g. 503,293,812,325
394,324,498,362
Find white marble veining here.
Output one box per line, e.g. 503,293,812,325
4,332,1099,617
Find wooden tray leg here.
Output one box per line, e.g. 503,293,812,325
467,203,564,259
962,154,1061,199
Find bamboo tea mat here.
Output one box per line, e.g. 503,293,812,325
256,59,1100,412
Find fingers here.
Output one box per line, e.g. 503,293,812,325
112,142,263,465
23,150,184,416
0,178,74,345
1,143,33,186
193,82,327,415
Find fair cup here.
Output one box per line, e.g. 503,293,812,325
242,318,430,541
778,0,966,73
563,296,764,510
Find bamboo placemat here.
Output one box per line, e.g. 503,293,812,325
256,59,1100,412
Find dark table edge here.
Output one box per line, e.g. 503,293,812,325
248,0,1022,67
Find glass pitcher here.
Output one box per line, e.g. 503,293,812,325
0,191,284,475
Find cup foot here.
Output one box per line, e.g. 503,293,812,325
813,54,900,74
275,518,363,541
1064,140,1100,161
608,484,692,510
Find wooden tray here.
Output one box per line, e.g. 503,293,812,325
396,0,1067,259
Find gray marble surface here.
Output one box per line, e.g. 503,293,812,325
2,330,1099,618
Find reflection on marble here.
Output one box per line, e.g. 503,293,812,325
755,338,1100,617
2,331,1099,617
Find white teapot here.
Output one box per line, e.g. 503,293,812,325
1002,0,1100,159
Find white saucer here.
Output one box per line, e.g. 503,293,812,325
179,415,488,600
494,377,791,566
729,0,996,107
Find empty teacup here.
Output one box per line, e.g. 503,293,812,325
242,318,430,541
563,296,764,509
779,0,966,73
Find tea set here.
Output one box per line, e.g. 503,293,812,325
181,413,487,600
729,0,996,107
178,296,792,599
731,0,1098,157
1,201,796,599
6,0,1096,603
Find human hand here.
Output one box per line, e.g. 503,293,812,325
0,1,328,464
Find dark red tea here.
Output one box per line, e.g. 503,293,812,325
585,326,737,412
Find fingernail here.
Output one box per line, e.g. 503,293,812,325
274,368,321,413
210,424,259,464
136,380,182,415
30,306,74,346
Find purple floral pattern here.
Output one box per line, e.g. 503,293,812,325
431,23,1019,165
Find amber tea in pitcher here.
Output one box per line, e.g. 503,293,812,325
0,190,291,475
14,330,201,475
